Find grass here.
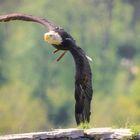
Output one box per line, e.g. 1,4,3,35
78,122,91,129
130,125,140,139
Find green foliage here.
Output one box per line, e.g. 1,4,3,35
130,125,140,135
0,82,47,134
0,0,140,134
129,125,140,139
78,122,91,129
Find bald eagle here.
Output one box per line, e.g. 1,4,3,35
0,13,93,125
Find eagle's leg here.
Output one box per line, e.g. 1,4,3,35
53,49,60,54
56,50,67,61
53,49,67,61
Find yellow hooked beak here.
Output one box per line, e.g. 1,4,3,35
44,34,50,41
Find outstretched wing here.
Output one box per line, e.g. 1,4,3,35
0,13,59,30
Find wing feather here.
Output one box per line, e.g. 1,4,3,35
0,13,58,30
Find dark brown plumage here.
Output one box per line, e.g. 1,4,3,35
0,13,93,125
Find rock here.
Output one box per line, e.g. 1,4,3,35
111,128,132,139
84,128,133,139
84,127,114,139
0,128,135,140
0,128,84,140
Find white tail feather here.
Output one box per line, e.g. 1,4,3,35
86,55,92,62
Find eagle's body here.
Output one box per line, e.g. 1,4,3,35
0,13,93,125
69,44,93,124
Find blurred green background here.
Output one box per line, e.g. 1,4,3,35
0,0,140,134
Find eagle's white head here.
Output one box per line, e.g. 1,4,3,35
44,30,62,45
